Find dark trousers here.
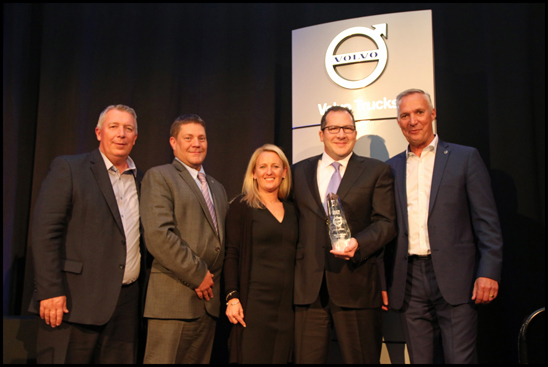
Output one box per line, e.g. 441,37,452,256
36,281,140,364
294,276,382,364
401,256,478,364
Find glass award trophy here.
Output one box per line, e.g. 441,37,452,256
326,193,351,251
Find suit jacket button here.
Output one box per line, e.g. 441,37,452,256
215,247,220,252
119,264,125,270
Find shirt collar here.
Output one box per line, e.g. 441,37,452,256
175,157,206,179
99,149,136,176
320,151,353,169
406,134,439,158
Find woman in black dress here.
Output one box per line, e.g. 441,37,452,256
224,144,298,364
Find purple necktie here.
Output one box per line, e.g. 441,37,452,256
325,161,342,213
198,172,218,235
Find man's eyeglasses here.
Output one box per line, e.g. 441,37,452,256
323,125,356,134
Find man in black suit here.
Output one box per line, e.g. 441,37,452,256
28,105,144,364
291,105,396,363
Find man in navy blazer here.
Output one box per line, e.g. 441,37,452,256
384,89,503,363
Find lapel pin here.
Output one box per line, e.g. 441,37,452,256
444,150,448,154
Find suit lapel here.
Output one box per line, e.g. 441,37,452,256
172,160,218,238
337,154,363,200
429,139,450,214
135,169,144,199
393,152,409,233
303,155,324,217
89,149,125,235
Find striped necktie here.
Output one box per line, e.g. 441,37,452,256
324,161,342,213
197,172,218,235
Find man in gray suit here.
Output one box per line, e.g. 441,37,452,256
141,114,228,364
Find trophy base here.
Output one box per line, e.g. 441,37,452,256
332,239,350,252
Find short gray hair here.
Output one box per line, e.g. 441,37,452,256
396,89,434,117
97,105,138,133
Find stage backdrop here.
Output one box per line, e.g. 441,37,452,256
3,4,544,364
292,10,435,163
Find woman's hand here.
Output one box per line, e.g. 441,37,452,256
226,298,246,327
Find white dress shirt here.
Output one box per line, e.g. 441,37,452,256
406,135,438,256
100,151,141,284
317,151,353,206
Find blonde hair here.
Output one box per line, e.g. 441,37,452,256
241,144,292,209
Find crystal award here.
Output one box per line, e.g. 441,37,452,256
326,193,351,251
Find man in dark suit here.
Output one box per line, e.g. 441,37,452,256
29,105,145,363
140,114,228,364
291,105,396,363
385,89,503,363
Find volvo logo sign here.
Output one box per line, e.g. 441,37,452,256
325,24,388,89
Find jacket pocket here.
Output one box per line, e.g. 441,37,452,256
61,259,83,274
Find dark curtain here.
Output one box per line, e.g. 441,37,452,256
3,3,544,364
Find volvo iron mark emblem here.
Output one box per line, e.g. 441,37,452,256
325,24,388,90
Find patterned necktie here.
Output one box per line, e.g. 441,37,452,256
197,172,218,235
325,161,342,213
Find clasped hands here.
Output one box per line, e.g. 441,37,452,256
194,270,214,301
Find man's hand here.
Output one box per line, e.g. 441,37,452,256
330,238,359,260
381,291,389,311
40,296,68,328
194,270,214,301
471,277,499,304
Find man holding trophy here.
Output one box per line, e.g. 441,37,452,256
291,105,396,363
